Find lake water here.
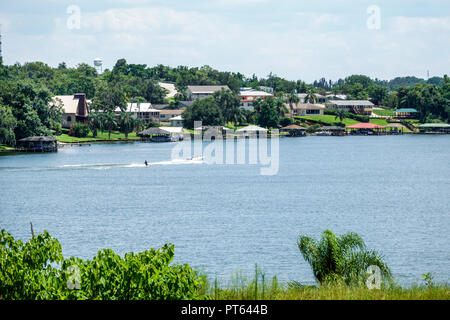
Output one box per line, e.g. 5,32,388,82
1,135,449,286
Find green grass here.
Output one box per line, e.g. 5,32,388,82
297,115,359,127
56,131,139,143
369,119,389,126
201,270,449,300
373,109,395,117
0,144,15,151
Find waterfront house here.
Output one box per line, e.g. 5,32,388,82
394,108,418,118
18,136,58,152
169,115,184,127
52,94,89,128
297,93,327,104
159,109,185,122
287,103,326,116
186,85,230,101
239,89,274,111
326,100,374,115
115,103,160,123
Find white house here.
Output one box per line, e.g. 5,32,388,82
159,109,185,122
186,85,230,101
297,93,327,104
169,115,183,127
239,89,273,111
326,100,374,115
115,103,160,123
287,103,326,116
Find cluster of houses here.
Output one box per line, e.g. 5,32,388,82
51,94,184,129
51,84,448,138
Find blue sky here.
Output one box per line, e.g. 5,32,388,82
1,0,449,82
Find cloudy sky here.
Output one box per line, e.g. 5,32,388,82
0,0,449,82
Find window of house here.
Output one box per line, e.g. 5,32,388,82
67,116,72,122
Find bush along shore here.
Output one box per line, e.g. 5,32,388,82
0,229,448,300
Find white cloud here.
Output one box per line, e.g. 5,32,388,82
389,16,450,33
295,12,343,28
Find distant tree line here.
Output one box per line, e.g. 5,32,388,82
1,57,449,146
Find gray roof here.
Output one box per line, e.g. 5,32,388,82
187,85,230,94
151,104,170,110
320,126,345,130
139,128,171,136
19,136,57,142
418,123,450,128
288,103,326,110
327,100,374,106
179,101,194,107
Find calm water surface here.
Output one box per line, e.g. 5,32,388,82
1,135,449,285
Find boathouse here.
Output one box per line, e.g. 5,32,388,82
138,127,172,142
280,124,307,137
18,136,58,152
346,122,386,135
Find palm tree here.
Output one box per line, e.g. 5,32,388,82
102,112,117,139
287,92,300,119
118,112,134,139
304,90,318,104
134,118,146,133
334,109,347,125
298,230,392,286
87,111,102,138
275,98,288,118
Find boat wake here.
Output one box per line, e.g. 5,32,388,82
0,158,204,172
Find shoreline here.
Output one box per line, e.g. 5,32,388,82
1,132,448,154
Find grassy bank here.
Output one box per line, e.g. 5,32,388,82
373,109,395,117
200,270,449,300
56,130,140,143
207,282,449,300
0,144,15,151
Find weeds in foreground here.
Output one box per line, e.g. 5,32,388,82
201,265,449,300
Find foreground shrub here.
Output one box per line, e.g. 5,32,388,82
69,122,90,138
297,230,392,286
0,230,203,300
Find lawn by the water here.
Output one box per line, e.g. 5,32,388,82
56,131,139,143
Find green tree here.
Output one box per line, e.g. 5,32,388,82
87,111,103,138
298,230,392,286
257,98,279,128
368,85,389,106
334,109,348,124
92,81,127,113
102,112,117,139
182,97,224,129
303,90,317,104
286,92,299,118
15,104,49,140
118,112,135,139
0,106,17,146
213,88,243,125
